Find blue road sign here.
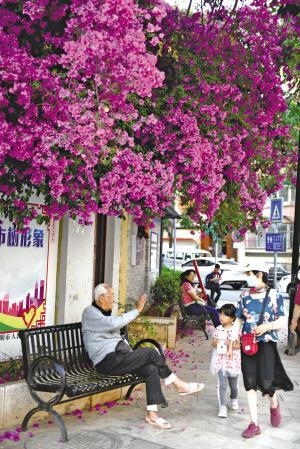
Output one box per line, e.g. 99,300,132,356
265,233,286,252
270,198,283,223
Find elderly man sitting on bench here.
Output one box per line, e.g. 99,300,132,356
82,284,205,429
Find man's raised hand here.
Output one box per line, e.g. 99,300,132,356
136,294,147,313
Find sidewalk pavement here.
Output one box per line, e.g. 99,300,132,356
1,317,299,449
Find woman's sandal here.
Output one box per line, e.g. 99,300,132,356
177,382,205,396
145,416,172,429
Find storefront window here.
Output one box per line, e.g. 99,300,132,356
245,232,257,248
256,225,265,248
277,188,289,202
290,187,296,203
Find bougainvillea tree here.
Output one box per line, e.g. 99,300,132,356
139,0,298,235
0,0,298,232
0,0,171,225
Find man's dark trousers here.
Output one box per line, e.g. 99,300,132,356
211,287,221,304
95,347,172,405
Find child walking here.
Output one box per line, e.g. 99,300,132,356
210,303,241,418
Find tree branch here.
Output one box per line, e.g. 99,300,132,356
186,0,193,16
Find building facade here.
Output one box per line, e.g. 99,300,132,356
0,213,161,361
245,186,295,269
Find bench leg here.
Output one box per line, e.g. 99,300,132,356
125,382,139,400
21,406,41,431
125,383,168,409
161,394,168,408
197,321,209,340
48,408,68,442
21,405,68,442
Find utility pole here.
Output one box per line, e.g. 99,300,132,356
287,132,300,354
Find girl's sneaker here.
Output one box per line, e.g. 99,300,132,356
228,399,239,411
218,405,228,418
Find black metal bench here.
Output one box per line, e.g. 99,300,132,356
18,322,166,442
178,299,208,339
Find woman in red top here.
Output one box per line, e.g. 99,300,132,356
180,270,221,328
290,282,300,334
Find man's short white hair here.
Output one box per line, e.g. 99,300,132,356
94,283,109,302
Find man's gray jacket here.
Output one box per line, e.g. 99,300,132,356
82,305,139,366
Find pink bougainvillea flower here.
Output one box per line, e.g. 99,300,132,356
0,0,296,233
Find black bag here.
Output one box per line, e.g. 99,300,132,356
205,273,215,289
115,339,132,353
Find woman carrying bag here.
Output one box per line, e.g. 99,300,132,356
227,262,293,439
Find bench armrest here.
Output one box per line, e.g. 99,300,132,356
28,355,66,405
133,339,165,360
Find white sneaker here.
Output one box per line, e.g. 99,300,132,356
228,399,239,411
218,405,228,418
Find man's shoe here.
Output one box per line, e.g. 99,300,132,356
270,402,282,427
228,399,239,411
218,405,228,418
242,422,261,438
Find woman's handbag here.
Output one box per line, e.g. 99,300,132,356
241,333,258,355
241,290,269,356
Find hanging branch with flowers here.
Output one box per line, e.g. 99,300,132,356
139,0,298,235
0,0,171,226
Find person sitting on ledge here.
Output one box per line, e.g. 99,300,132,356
82,283,205,430
180,270,221,328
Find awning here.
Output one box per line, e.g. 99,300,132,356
163,206,181,219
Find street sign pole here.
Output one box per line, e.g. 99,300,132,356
274,224,278,290
215,239,218,264
270,198,283,289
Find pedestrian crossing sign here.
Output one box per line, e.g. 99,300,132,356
270,198,283,223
